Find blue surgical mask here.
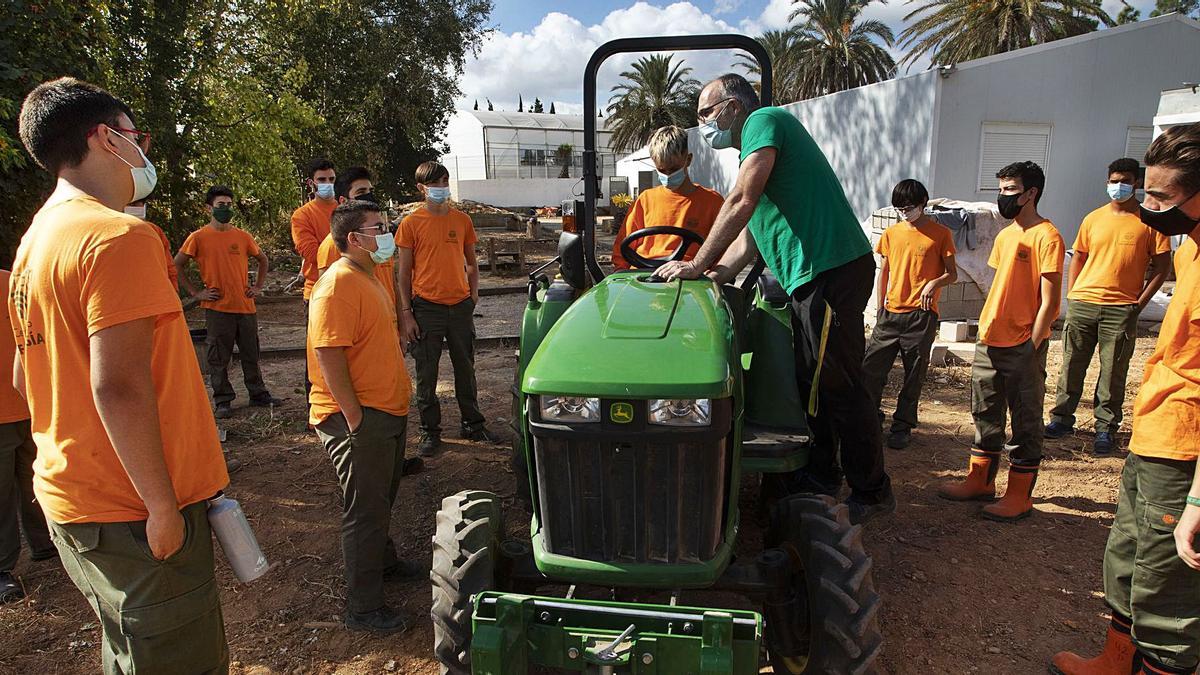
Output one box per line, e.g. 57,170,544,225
700,119,733,150
315,183,335,200
1107,182,1134,203
426,186,451,204
365,232,396,264
658,167,686,189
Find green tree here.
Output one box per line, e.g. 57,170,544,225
487,98,494,111
1150,0,1199,16
605,54,700,152
531,97,544,113
1116,1,1141,23
899,0,1114,66
518,93,523,112
737,29,809,105
788,0,895,98
549,101,556,114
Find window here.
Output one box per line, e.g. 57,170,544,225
1125,126,1154,163
520,148,547,166
977,122,1052,191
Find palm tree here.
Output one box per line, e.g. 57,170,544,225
898,0,1114,67
606,54,701,152
736,29,810,105
788,0,897,99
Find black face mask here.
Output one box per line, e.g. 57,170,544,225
997,192,1024,219
357,191,379,204
1140,191,1199,237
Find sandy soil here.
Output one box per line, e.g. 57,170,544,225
0,296,1153,674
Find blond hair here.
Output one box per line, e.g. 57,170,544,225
648,126,690,165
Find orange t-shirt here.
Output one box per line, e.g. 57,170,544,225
876,220,956,314
316,234,396,307
1130,234,1200,461
1068,205,1171,306
179,225,262,314
611,185,724,269
0,271,29,424
978,220,1065,348
307,259,411,425
397,207,477,306
8,196,227,524
148,223,179,292
291,198,336,299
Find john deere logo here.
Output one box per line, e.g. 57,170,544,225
610,402,634,424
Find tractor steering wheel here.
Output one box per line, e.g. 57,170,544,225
619,226,706,270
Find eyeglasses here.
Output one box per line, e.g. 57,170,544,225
111,126,152,152
696,98,734,123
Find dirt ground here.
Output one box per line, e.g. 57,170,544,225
0,289,1154,673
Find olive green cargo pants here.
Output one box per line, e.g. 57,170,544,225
1104,452,1200,671
0,419,53,570
972,339,1049,464
411,297,485,437
1049,299,1139,434
863,308,940,433
49,500,228,675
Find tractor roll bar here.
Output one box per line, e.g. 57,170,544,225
582,34,773,284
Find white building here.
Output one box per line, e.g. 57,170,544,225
616,13,1200,247
441,110,620,208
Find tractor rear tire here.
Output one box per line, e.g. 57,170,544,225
431,490,504,675
765,494,883,675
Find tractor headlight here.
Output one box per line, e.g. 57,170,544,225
649,399,711,427
540,396,601,423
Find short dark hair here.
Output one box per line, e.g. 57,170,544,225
18,77,134,175
205,185,234,206
712,73,760,113
306,157,336,180
1107,157,1139,178
891,179,929,209
1144,123,1200,195
335,166,372,200
996,161,1046,203
330,200,383,252
415,161,449,185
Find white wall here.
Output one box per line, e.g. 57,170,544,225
444,113,486,181
453,178,584,209
932,16,1200,245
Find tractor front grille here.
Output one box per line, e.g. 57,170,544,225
532,433,728,564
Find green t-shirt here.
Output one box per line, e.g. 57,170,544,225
739,107,870,293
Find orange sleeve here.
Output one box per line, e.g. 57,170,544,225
987,236,1001,270
155,227,179,291
179,230,200,258
317,236,337,274
1039,232,1065,275
80,229,182,335
875,229,889,257
1072,216,1090,253
942,226,956,256
1151,230,1172,255
245,231,262,258
462,215,477,247
291,208,320,264
396,215,416,249
612,195,648,270
309,294,357,349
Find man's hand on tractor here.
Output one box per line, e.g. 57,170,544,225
1176,502,1200,571
657,260,703,281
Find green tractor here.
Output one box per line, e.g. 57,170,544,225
430,35,882,674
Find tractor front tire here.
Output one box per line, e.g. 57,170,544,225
765,494,883,675
431,490,504,675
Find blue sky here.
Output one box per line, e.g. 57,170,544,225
460,0,1162,114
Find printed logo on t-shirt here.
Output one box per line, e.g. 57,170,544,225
9,271,44,352
1119,232,1137,246
446,229,458,244
228,244,241,255
1016,247,1031,263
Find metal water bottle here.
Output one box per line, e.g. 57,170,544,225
207,493,269,583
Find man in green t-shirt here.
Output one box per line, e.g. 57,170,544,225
659,73,893,524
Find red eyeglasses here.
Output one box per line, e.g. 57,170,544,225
89,125,152,152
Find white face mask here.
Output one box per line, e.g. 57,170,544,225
903,206,923,223
110,131,157,202
123,204,147,220
426,186,451,204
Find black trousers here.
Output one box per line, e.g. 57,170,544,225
863,308,939,433
790,253,891,502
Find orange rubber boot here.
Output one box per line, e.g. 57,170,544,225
937,450,998,501
1135,651,1198,675
1050,618,1134,674
982,463,1038,521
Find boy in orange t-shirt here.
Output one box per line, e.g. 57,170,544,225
1046,158,1171,454
939,161,1064,523
309,200,416,633
10,77,228,671
863,179,957,450
0,267,55,604
316,166,397,307
292,158,337,402
397,161,491,456
176,185,281,418
1050,123,1200,675
612,126,724,270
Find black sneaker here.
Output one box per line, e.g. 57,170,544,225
344,605,409,633
1094,432,1116,456
383,558,425,582
29,549,58,562
1044,421,1073,439
0,572,23,604
846,490,897,526
461,426,499,444
886,429,911,449
401,457,424,476
249,395,284,407
418,435,440,458
214,402,233,419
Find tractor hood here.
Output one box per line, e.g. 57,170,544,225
523,274,734,399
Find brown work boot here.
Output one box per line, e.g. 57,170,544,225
937,450,999,501
982,463,1038,521
1050,616,1134,674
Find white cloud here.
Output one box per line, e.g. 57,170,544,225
713,0,745,14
